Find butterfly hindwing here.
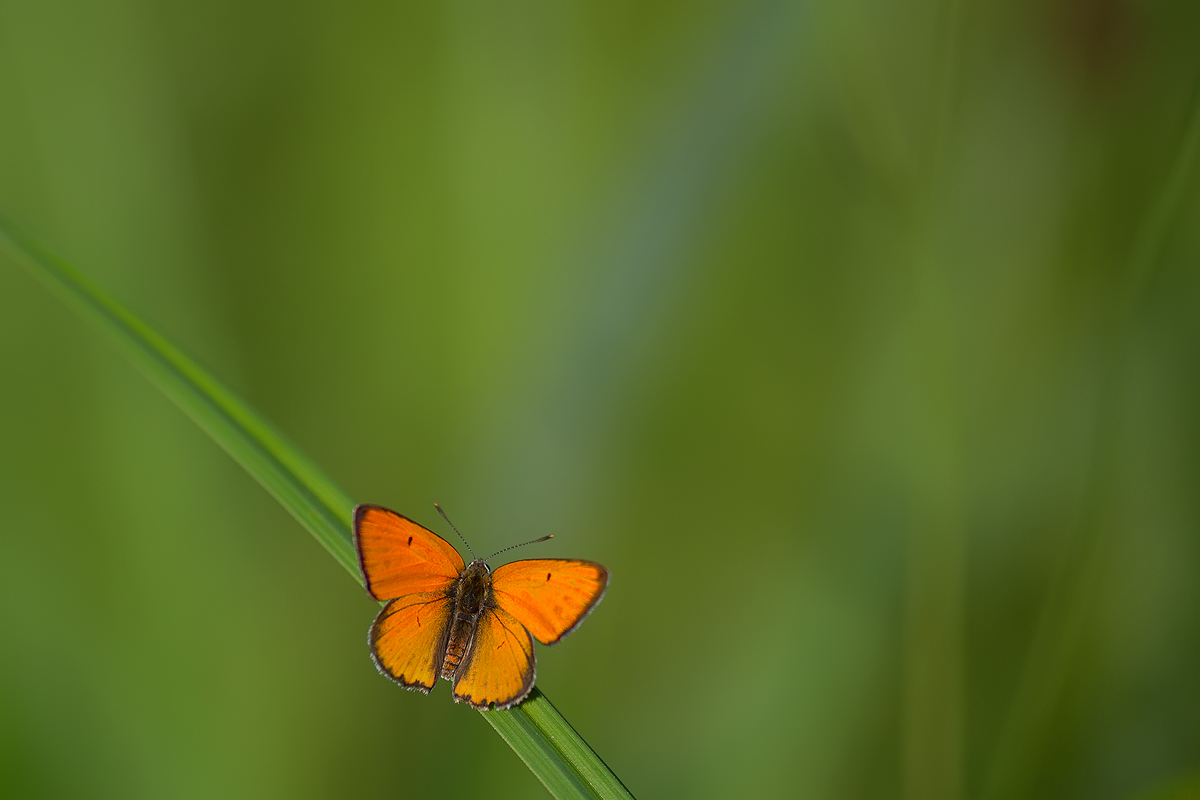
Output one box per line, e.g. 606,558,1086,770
452,607,535,710
370,594,455,692
490,559,608,645
355,504,464,601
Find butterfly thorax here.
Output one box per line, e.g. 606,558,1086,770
440,560,494,681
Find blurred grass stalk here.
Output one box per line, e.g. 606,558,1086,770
901,4,1200,796
902,1,967,797
979,77,1200,800
0,216,635,800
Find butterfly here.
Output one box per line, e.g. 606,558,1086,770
353,503,609,710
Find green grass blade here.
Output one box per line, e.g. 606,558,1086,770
0,215,635,800
0,216,359,579
484,689,634,800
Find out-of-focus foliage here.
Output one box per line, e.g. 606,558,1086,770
1,1,1198,799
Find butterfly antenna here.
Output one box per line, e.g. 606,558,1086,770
434,503,476,561
484,534,554,563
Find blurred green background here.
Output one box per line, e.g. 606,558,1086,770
2,0,1200,798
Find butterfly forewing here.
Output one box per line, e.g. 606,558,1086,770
370,594,454,691
452,607,535,710
490,559,608,645
355,505,464,601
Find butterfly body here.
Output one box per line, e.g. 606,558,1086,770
439,560,492,681
355,504,608,710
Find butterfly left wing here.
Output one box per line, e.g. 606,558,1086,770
490,559,608,645
451,607,535,710
355,504,464,601
370,594,454,692
355,504,464,693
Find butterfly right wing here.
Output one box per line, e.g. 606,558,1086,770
354,504,464,601
370,594,455,692
490,559,608,645
451,606,536,710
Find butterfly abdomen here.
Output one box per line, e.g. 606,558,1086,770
440,560,494,682
440,613,476,680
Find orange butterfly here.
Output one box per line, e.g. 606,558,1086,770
354,503,608,710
